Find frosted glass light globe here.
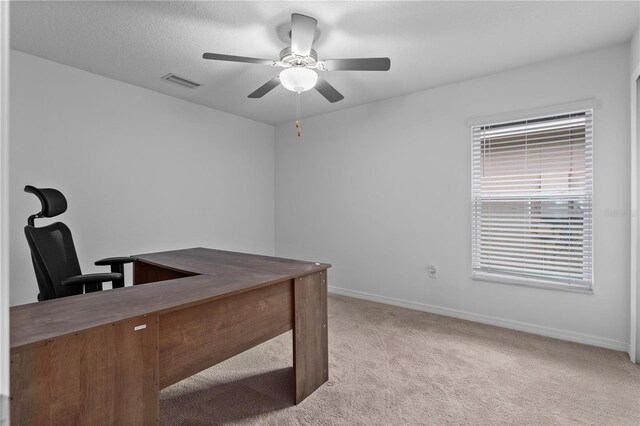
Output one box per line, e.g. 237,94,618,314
279,67,318,93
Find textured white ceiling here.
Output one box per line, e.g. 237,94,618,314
10,1,640,125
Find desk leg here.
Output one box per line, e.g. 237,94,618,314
293,270,328,404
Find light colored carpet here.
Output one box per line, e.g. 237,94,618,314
161,294,640,425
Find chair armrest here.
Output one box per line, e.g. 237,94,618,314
61,272,123,287
94,257,133,290
95,256,135,266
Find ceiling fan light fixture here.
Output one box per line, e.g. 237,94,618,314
279,67,318,93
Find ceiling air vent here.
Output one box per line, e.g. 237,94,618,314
161,73,202,89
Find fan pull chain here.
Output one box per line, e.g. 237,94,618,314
295,92,302,138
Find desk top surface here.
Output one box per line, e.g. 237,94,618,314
11,248,330,352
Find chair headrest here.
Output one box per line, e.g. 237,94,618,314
24,185,68,218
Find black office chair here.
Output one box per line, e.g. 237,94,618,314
24,185,134,301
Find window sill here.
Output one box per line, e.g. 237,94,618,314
472,272,594,294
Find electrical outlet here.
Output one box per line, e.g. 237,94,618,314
428,265,437,279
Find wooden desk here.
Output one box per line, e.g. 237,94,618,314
10,248,330,425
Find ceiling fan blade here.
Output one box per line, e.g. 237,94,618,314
315,77,344,103
248,77,281,98
290,13,317,57
321,58,391,71
203,53,276,66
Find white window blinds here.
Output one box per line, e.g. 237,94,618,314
471,110,593,291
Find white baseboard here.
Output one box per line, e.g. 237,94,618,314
328,285,630,352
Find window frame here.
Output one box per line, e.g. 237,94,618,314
469,102,596,293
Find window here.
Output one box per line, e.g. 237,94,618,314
471,110,593,292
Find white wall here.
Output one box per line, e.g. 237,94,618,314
635,75,639,362
631,26,640,362
631,27,639,75
0,0,9,408
10,50,275,306
276,44,631,351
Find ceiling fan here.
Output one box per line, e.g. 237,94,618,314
202,13,391,104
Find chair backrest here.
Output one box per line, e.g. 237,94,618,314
24,222,83,301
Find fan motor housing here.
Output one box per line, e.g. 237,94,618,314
279,47,318,68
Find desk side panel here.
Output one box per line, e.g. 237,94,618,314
294,270,329,404
159,280,293,388
11,315,159,426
